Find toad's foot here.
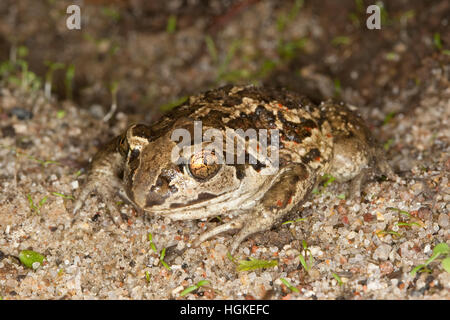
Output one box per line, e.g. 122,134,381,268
73,177,125,226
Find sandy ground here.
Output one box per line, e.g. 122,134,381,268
0,0,449,300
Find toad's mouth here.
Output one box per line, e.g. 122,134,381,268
168,192,218,209
144,172,284,221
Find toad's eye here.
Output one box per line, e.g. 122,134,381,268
118,135,129,156
188,151,221,181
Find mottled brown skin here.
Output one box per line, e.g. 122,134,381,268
74,85,394,253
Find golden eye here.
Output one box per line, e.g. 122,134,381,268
188,151,221,180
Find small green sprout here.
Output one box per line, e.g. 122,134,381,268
27,194,48,215
400,10,415,24
432,33,450,55
376,230,402,238
205,35,218,63
280,278,299,293
31,157,58,167
385,207,423,233
282,218,306,225
277,38,308,61
298,240,313,272
17,45,29,58
147,233,170,270
257,59,277,78
376,1,389,25
160,96,189,112
0,144,59,167
227,252,237,263
56,110,66,119
159,247,171,271
333,79,341,97
337,193,346,200
12,50,42,92
354,0,364,13
101,7,121,22
395,221,421,228
385,52,399,61
322,174,336,188
9,146,59,167
145,271,151,283
180,280,210,297
411,243,450,276
312,174,338,196
166,15,177,34
65,64,75,100
148,233,158,254
44,61,65,99
348,12,360,27
433,33,442,50
332,36,351,46
386,207,412,218
383,112,396,125
332,273,343,286
276,0,303,32
383,138,394,151
19,250,45,269
0,60,14,77
236,257,278,272
217,39,242,81
52,192,75,200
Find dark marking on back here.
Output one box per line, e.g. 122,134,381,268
131,124,152,139
198,110,229,129
301,148,321,164
277,111,313,143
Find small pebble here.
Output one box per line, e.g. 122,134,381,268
373,244,391,261
376,212,385,221
71,180,79,189
11,107,33,120
437,213,448,228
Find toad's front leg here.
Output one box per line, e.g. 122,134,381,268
196,164,315,254
73,135,126,225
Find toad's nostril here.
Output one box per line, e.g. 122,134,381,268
145,173,178,207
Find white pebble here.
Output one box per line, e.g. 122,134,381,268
32,261,41,270
347,231,357,239
438,213,449,228
172,285,184,296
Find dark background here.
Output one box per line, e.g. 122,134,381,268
1,0,448,122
